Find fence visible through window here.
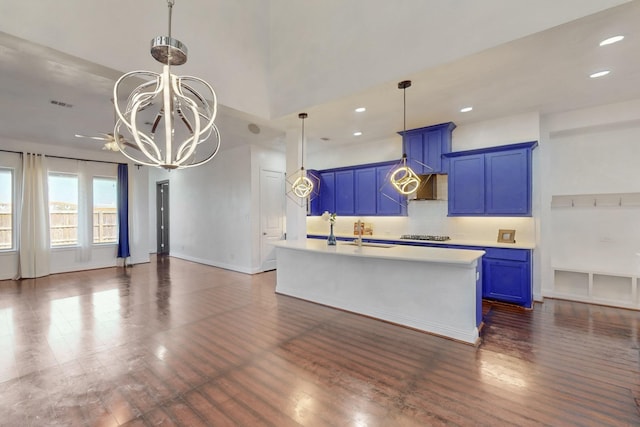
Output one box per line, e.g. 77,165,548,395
48,206,118,246
93,208,117,243
0,210,11,249
0,169,11,250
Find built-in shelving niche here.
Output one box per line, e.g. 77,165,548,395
549,192,640,310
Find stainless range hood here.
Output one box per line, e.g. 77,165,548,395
414,174,441,200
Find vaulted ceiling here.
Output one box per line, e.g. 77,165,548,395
0,0,638,155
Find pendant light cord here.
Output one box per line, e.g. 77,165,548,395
398,80,411,159
402,88,407,161
299,113,308,170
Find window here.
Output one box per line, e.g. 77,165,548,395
93,177,118,244
48,174,78,246
0,169,12,250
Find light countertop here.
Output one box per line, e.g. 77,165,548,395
306,233,536,250
273,238,485,266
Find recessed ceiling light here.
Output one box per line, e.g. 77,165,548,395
355,107,366,113
590,70,610,78
460,106,473,113
353,131,362,136
599,35,624,46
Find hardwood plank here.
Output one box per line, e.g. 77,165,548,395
0,256,638,426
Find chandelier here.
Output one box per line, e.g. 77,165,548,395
113,0,220,169
389,80,421,195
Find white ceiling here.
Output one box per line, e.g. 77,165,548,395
0,1,639,157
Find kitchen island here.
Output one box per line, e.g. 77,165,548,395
273,239,485,345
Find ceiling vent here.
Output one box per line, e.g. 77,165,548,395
50,100,73,108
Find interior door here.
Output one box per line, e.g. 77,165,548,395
260,169,285,271
156,180,170,255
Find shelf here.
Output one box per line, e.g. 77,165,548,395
551,267,638,309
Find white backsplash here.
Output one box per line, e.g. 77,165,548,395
307,200,535,244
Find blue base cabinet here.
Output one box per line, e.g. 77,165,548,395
445,141,537,217
482,248,532,308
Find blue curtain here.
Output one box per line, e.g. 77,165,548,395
117,163,131,259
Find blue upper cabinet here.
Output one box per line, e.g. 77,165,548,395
401,122,456,174
307,169,322,216
448,154,485,214
309,161,407,216
376,164,406,216
445,141,537,217
355,167,377,215
319,171,335,214
485,149,530,215
335,170,355,215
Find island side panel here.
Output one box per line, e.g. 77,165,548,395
275,246,479,344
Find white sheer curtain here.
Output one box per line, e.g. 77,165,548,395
17,153,50,279
76,160,92,262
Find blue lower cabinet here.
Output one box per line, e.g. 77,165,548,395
482,248,532,308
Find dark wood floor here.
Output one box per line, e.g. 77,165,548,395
0,256,638,426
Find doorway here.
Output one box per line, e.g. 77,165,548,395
260,169,285,271
156,180,170,255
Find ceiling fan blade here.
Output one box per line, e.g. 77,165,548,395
75,134,109,141
122,141,141,151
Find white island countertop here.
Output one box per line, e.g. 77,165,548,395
306,233,536,250
272,238,485,266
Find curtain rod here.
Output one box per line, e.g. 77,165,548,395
0,148,132,166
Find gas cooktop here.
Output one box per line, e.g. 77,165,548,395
400,234,451,241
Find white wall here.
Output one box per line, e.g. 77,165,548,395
148,144,285,274
308,136,402,170
151,146,253,273
540,99,640,297
0,137,150,280
251,145,286,270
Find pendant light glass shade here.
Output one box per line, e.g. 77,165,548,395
390,80,421,195
390,154,421,194
113,0,220,170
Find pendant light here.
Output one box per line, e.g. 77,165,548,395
291,113,314,198
286,113,319,206
389,80,421,195
113,0,220,170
